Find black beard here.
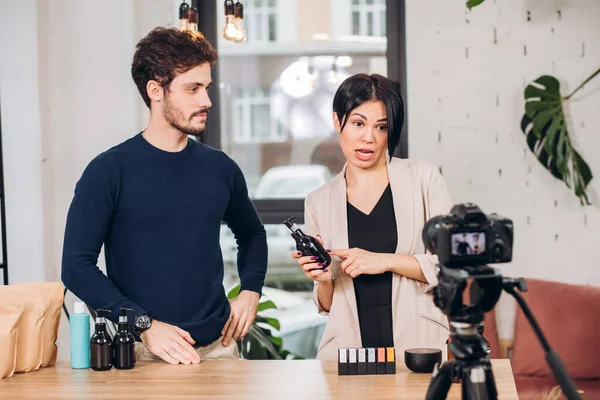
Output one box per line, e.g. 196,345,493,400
163,97,208,137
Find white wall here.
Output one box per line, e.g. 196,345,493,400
1,0,176,361
405,0,600,339
0,0,46,284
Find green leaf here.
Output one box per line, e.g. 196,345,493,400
521,74,594,205
525,100,559,119
263,317,281,331
254,315,281,331
466,0,485,10
257,300,277,312
542,114,562,157
234,295,304,360
227,284,241,299
555,133,570,178
572,150,593,205
534,76,561,97
246,325,283,359
529,107,557,138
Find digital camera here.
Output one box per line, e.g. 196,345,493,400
422,203,513,268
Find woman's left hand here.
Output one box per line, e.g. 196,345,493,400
329,248,390,278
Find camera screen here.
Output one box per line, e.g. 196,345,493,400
451,232,485,257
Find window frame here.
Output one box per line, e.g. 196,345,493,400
232,87,286,144
350,0,386,37
244,0,278,43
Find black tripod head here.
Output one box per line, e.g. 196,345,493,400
432,264,504,326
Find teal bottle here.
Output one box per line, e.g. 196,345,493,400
70,301,91,369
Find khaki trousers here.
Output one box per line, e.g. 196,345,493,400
134,336,239,362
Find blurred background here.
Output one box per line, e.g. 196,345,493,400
0,0,598,372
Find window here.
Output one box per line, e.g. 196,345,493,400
245,0,278,43
351,0,386,37
194,0,406,359
232,87,286,143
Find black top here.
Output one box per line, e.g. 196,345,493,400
347,184,397,348
62,133,268,345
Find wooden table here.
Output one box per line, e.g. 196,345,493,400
0,360,518,399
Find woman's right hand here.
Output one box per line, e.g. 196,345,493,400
291,235,332,283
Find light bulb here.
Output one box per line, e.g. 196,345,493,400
188,7,198,32
222,16,240,41
184,7,204,38
179,1,190,31
233,1,247,43
222,0,239,41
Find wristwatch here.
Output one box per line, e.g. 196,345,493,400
133,314,153,334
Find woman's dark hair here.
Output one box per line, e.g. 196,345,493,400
332,73,404,160
131,27,218,108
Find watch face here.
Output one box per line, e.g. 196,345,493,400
136,315,152,330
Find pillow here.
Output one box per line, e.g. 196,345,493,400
511,278,600,379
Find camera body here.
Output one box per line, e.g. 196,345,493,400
422,203,513,268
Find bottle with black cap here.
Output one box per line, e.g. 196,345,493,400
90,309,113,371
112,308,136,369
284,216,331,270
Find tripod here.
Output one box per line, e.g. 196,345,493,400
426,320,497,400
425,266,582,400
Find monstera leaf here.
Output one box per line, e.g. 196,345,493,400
227,284,304,360
466,0,486,9
521,69,599,205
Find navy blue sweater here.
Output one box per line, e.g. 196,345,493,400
62,133,267,345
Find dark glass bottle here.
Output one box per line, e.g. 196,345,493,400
90,309,113,371
284,216,331,269
112,308,136,369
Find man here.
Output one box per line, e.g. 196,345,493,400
62,27,268,364
456,234,472,256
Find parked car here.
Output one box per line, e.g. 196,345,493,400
253,164,332,199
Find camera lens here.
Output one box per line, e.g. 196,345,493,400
491,239,505,259
422,215,445,255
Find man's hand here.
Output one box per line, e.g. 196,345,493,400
221,290,260,347
140,320,200,365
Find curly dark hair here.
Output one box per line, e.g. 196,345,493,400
131,27,218,108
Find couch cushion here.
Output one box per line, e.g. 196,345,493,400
511,279,600,379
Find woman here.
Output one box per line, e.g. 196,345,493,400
292,73,452,360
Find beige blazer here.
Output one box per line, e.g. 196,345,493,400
304,158,453,360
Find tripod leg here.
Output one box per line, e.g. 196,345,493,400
484,361,498,400
463,366,490,400
426,361,456,400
